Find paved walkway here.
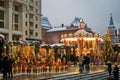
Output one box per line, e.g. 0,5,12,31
0,65,106,80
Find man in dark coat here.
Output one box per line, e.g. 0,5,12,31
113,64,119,80
2,55,9,79
0,37,4,73
83,54,90,72
106,61,113,80
8,56,13,78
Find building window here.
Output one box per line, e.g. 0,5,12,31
29,14,33,19
26,14,27,18
26,31,28,35
29,22,33,26
14,24,18,30
0,1,4,7
26,6,28,10
35,9,38,14
35,32,38,36
29,30,33,35
0,10,4,20
35,1,38,6
15,5,19,11
35,16,38,21
26,22,27,26
15,14,18,23
0,21,4,28
29,6,33,11
35,24,38,29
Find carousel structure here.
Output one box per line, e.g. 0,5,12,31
61,18,103,56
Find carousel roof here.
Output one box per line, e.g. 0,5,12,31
74,29,93,35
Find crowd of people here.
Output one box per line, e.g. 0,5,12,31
78,53,119,80
0,36,119,79
106,61,119,80
0,55,13,79
0,37,13,79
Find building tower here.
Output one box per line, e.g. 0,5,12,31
0,0,41,42
108,13,117,44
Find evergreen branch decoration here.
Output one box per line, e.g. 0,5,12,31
103,29,114,61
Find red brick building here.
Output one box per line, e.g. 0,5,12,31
42,17,94,44
46,26,79,44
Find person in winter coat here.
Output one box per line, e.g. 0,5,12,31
79,62,84,73
106,61,112,76
2,55,9,79
83,54,90,72
8,56,13,78
113,64,119,80
106,61,114,80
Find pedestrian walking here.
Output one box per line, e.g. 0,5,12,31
0,36,4,73
79,62,84,73
2,55,9,79
106,61,112,79
8,55,13,78
83,53,90,72
113,64,119,80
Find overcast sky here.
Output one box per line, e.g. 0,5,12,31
42,0,120,34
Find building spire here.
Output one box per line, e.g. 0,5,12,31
109,13,114,25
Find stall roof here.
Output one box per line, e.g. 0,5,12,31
41,44,65,47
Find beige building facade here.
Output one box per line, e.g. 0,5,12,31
0,0,41,42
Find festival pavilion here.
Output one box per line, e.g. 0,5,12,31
61,18,103,56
